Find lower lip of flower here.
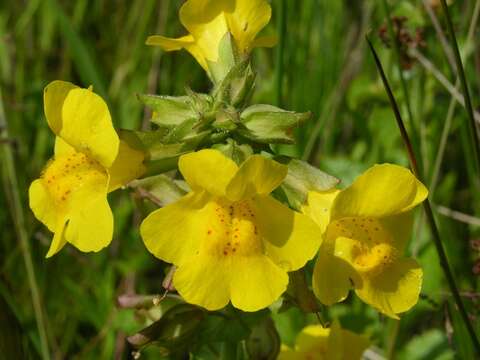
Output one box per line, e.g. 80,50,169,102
42,151,106,207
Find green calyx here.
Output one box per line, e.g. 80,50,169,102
125,32,315,180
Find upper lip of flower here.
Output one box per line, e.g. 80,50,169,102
145,0,276,71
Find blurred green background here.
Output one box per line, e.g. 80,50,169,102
1,0,480,358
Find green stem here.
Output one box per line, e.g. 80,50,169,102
366,37,480,354
380,0,423,175
439,0,480,178
0,91,50,358
274,0,287,107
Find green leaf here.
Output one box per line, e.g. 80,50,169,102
127,304,204,350
398,329,454,360
197,308,270,346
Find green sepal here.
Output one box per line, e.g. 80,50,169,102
230,62,255,108
129,174,188,206
161,117,210,143
184,87,214,116
138,94,197,128
119,128,207,160
278,158,339,210
212,107,239,131
118,129,167,160
212,138,253,165
238,105,311,144
288,269,320,313
207,32,238,85
213,58,253,108
150,131,209,161
246,318,281,360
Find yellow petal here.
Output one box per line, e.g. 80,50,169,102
338,328,370,360
45,218,68,258
146,34,209,70
312,238,361,305
179,0,230,62
183,42,210,70
296,325,330,352
140,192,211,266
60,88,119,168
331,164,428,220
226,0,272,53
54,136,76,157
302,190,340,234
327,320,369,360
108,140,146,192
43,80,78,134
226,155,287,201
146,34,195,51
173,254,231,311
64,192,113,252
178,149,238,197
230,255,288,311
29,179,59,232
253,196,320,271
355,258,423,319
33,146,111,254
379,212,413,252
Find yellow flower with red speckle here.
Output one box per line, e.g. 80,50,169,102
29,81,145,257
140,149,320,311
303,164,428,318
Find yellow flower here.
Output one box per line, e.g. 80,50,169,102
29,81,145,258
278,321,369,360
302,164,428,319
140,149,320,312
146,0,276,71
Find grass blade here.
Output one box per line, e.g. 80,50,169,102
274,0,287,107
0,89,50,358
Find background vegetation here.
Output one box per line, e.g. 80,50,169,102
1,0,479,358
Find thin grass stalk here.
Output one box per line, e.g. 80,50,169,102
274,0,287,107
366,37,480,354
380,0,423,174
432,0,480,198
0,91,50,358
421,0,456,71
439,0,480,177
